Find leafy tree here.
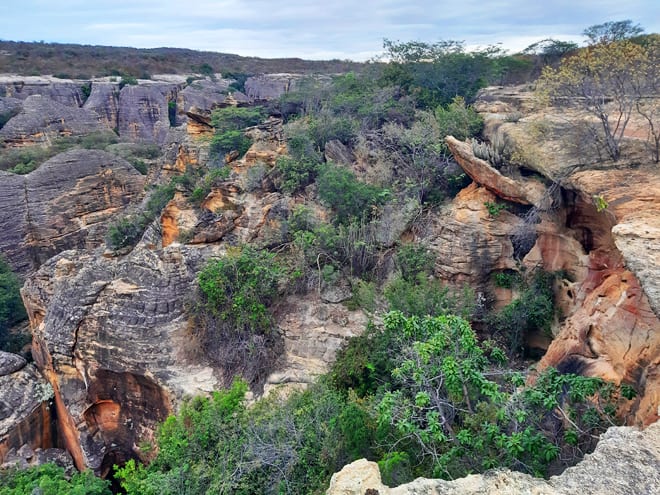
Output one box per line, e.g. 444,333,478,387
582,20,644,45
0,258,27,352
376,311,628,479
380,39,504,108
0,463,111,495
538,40,648,160
209,106,264,158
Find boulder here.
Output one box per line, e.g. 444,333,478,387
0,363,54,464
0,351,27,376
83,82,119,130
0,149,145,274
445,135,547,207
22,244,220,473
117,83,177,143
0,95,108,146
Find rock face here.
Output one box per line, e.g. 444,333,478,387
327,421,660,495
0,357,54,464
0,95,108,146
445,88,660,425
22,244,218,474
0,149,145,274
83,82,120,130
0,78,85,107
428,183,522,289
445,136,547,207
117,84,177,143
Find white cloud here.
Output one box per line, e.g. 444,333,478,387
2,0,659,59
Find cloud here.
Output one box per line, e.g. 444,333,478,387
2,0,658,60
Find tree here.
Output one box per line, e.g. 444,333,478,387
380,39,503,108
0,258,26,352
631,37,660,162
583,20,644,45
538,40,648,160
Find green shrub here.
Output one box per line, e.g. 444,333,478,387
0,258,27,352
130,159,149,175
317,164,388,224
489,270,555,355
209,106,264,159
0,463,111,495
198,246,282,335
484,200,508,217
384,274,472,318
275,155,320,194
395,243,435,282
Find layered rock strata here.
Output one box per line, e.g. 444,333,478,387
0,149,145,274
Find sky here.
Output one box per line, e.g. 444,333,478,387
2,0,659,60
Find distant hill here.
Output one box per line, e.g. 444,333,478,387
0,40,365,78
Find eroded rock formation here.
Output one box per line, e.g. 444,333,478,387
0,95,108,146
0,149,145,274
0,352,54,464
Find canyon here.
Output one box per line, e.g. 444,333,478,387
0,73,658,492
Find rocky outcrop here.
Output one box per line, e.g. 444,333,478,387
0,96,22,124
0,95,108,146
267,294,368,395
83,82,119,130
0,149,145,274
428,183,523,289
0,355,54,464
445,135,547,207
22,244,219,474
0,78,85,107
117,84,177,143
179,78,231,114
327,421,660,495
244,74,299,101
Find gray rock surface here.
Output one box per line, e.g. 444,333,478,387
244,74,301,100
0,363,54,463
0,95,107,145
117,83,177,143
327,421,660,495
179,78,231,114
0,97,23,122
0,149,145,274
83,82,119,130
23,243,221,471
0,80,85,107
0,351,27,376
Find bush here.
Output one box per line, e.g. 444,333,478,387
209,106,264,159
0,258,27,352
317,164,389,224
489,270,555,355
395,243,435,282
275,155,320,194
198,246,283,335
0,463,111,495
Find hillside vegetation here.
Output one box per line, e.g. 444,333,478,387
1,20,658,495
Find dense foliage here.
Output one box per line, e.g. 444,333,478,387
0,463,110,495
210,106,265,159
115,311,631,494
0,258,27,352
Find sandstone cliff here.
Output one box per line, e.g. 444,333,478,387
0,149,145,274
0,352,54,464
0,95,108,146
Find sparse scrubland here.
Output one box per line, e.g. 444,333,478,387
1,19,658,495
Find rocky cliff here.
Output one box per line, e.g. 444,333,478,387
0,352,54,465
326,420,660,495
0,149,145,274
0,94,108,146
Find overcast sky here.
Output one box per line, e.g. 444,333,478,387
2,0,659,60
